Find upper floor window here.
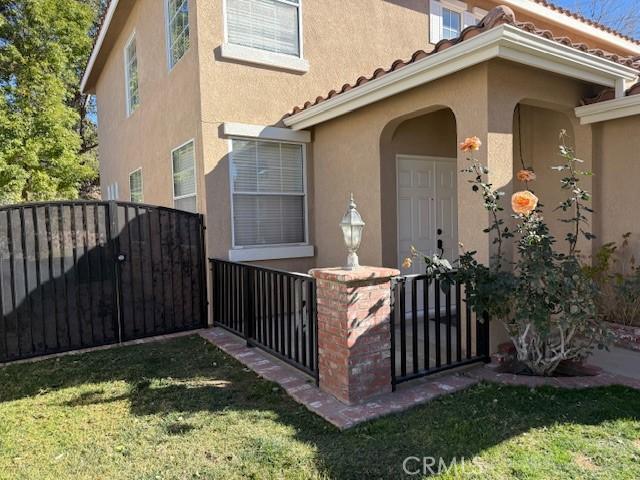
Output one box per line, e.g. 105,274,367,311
166,0,190,68
105,182,119,201
129,168,143,203
442,7,461,40
229,138,307,248
226,0,301,57
429,0,479,44
124,34,140,116
172,140,197,212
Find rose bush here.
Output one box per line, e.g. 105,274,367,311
405,132,609,376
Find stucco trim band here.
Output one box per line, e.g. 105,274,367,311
575,94,640,124
284,24,639,130
222,122,311,143
219,43,310,73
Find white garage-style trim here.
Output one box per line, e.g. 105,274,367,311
575,95,640,124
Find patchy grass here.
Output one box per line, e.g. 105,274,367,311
0,336,639,479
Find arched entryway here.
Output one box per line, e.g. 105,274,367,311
512,101,579,256
379,107,458,271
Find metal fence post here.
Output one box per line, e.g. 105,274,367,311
243,267,253,346
390,277,397,392
476,311,491,362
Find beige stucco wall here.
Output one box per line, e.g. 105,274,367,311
89,0,625,274
95,0,204,211
593,116,640,257
308,59,595,350
512,104,581,254
310,60,593,268
195,0,437,271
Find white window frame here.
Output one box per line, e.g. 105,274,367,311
429,0,477,44
171,139,198,212
227,135,313,261
164,0,190,70
129,167,144,203
123,32,139,117
221,0,309,73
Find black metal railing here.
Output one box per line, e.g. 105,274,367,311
210,258,318,380
390,273,490,387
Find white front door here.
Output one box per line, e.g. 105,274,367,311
397,155,458,270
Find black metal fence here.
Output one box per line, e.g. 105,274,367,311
0,201,207,363
210,258,318,380
391,273,490,387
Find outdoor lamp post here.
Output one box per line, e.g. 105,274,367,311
339,193,365,270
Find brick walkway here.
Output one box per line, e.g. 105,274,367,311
200,328,480,430
201,328,640,430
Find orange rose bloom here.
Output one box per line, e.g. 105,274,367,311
402,257,413,269
516,169,536,183
511,190,539,215
459,136,482,152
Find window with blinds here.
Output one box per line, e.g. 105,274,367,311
230,139,306,247
172,141,197,212
226,0,301,57
129,169,143,202
167,0,190,68
124,35,139,116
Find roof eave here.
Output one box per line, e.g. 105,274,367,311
284,24,639,131
575,94,640,124
500,0,640,56
80,0,120,94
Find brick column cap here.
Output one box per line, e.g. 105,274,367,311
309,266,400,284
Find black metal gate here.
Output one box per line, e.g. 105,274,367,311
0,201,207,363
391,273,490,388
209,258,318,381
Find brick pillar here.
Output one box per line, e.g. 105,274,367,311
309,266,399,405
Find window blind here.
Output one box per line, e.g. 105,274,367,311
231,139,305,247
227,0,300,57
172,141,197,212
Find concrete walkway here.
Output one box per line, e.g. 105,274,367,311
589,345,640,380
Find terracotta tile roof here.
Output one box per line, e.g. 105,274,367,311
287,6,640,117
531,0,640,46
582,82,640,105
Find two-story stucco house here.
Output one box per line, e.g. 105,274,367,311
81,0,640,279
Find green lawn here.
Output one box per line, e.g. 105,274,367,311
0,336,639,479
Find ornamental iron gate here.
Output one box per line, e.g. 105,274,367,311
390,273,490,387
0,201,207,363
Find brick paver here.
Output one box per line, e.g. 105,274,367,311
201,327,479,429
201,328,640,430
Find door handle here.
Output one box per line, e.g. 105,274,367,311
437,239,443,254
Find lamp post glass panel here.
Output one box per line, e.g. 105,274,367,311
340,194,365,269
